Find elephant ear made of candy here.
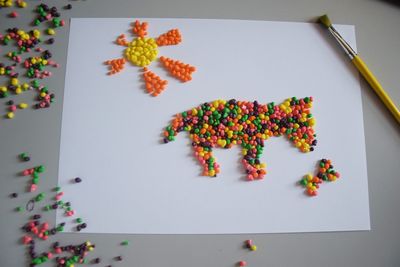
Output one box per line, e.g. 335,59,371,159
163,97,317,180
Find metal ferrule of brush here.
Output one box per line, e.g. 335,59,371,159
328,26,357,59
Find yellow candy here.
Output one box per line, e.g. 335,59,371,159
18,1,27,8
15,87,22,94
23,83,29,90
19,103,28,109
40,92,47,97
33,29,40,38
250,245,257,251
47,28,56,35
10,78,19,86
7,112,14,119
0,86,7,92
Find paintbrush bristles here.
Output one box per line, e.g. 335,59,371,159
318,15,332,28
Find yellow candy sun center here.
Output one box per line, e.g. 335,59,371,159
125,37,158,67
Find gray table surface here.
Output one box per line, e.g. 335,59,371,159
1,0,399,266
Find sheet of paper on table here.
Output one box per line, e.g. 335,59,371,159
58,18,370,234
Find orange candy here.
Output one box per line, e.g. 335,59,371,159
156,29,182,46
133,20,148,38
105,58,126,75
116,34,128,46
159,56,196,82
143,68,168,96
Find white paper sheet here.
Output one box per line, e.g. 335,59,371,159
58,18,370,234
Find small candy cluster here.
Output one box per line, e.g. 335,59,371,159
24,50,54,79
0,63,17,79
22,215,64,242
5,100,28,119
245,239,257,251
32,80,55,109
1,28,41,52
156,29,182,46
237,240,257,267
164,98,316,179
22,164,45,192
159,56,196,82
0,0,26,7
33,4,61,26
299,158,341,196
105,58,126,75
143,67,168,96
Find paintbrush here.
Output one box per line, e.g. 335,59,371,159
318,14,400,124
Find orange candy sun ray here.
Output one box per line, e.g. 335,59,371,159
105,58,126,75
156,29,182,46
132,20,148,38
116,34,128,46
143,67,168,97
159,56,196,82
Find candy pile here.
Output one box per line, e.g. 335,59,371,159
106,20,196,96
164,98,317,179
24,50,54,79
1,28,41,53
299,158,341,196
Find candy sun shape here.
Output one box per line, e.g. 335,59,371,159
105,20,196,96
164,97,317,180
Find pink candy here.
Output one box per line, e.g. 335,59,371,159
22,235,32,244
30,184,37,192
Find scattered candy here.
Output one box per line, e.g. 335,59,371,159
33,3,61,26
0,0,13,7
106,20,196,96
299,158,341,196
238,260,247,267
245,240,257,251
10,192,18,198
121,240,129,246
19,152,30,161
16,0,27,8
164,98,316,179
74,177,82,183
46,28,55,35
1,28,41,53
6,111,14,119
23,50,53,79
9,11,18,18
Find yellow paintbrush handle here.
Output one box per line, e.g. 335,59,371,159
352,55,400,123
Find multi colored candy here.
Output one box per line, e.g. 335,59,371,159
23,50,53,79
105,20,196,96
299,158,341,196
164,97,317,179
1,28,41,53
